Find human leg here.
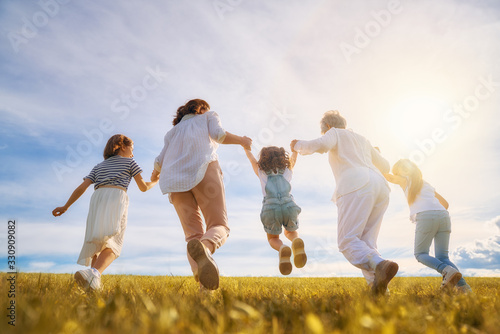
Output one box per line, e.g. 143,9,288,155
171,191,205,274
361,178,391,286
284,228,307,269
414,211,444,272
192,161,230,253
284,229,298,242
93,248,117,274
434,212,467,287
267,233,283,251
337,185,384,273
267,234,292,275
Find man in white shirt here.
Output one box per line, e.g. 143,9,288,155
291,110,398,295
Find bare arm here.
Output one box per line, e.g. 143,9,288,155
383,173,407,189
244,149,259,176
289,151,298,169
371,146,390,174
134,173,158,192
222,132,252,150
52,178,93,216
435,191,449,210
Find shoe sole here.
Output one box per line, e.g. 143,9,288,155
187,240,219,290
372,261,399,295
292,238,307,268
74,271,90,289
441,272,462,290
279,246,292,275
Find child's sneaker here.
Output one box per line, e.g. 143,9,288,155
279,245,292,275
291,238,307,268
372,260,399,295
440,266,462,290
187,239,219,290
74,269,102,291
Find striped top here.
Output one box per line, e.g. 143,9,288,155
85,155,143,190
154,111,226,194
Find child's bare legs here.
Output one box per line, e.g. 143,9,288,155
285,230,307,268
93,248,116,274
284,230,299,242
268,234,292,275
267,233,284,251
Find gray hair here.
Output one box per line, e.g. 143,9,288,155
320,110,346,134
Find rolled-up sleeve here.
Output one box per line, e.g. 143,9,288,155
295,128,338,155
207,111,226,143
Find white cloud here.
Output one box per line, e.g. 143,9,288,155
451,215,500,271
1,0,500,278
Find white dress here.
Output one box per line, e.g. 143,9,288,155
77,156,142,266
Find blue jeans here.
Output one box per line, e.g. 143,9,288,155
414,210,466,286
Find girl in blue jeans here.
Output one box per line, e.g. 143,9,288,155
244,146,306,275
385,159,471,293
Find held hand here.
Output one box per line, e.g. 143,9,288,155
52,206,67,217
240,136,252,151
290,140,298,153
151,170,160,182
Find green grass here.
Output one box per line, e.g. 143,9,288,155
1,273,499,333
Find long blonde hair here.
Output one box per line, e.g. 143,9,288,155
392,159,423,205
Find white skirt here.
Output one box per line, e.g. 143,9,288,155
77,188,129,266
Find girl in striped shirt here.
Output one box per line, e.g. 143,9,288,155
52,134,158,290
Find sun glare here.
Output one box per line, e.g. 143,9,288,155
389,95,448,149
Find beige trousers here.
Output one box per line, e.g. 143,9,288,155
170,161,230,273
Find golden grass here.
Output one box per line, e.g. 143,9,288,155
1,273,499,333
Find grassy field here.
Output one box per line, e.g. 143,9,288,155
1,273,499,334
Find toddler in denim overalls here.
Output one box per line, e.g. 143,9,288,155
245,146,307,275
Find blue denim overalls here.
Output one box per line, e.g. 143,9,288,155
260,169,301,235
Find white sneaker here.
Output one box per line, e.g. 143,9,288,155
74,269,102,291
440,265,462,290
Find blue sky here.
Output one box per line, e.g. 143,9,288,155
1,0,500,279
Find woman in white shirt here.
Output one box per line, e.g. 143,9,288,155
153,99,251,290
291,110,398,295
385,159,471,293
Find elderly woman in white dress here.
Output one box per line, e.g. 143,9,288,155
153,99,251,290
291,110,398,295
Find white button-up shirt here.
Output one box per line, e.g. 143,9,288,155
294,128,390,202
154,111,227,194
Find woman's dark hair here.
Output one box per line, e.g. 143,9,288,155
103,134,133,159
258,146,291,174
172,99,210,126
